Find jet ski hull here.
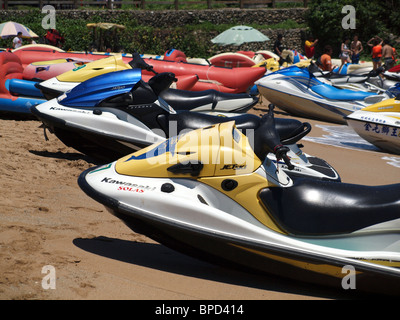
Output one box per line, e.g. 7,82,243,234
78,164,400,296
31,101,340,181
257,85,353,124
346,109,400,155
255,66,382,124
30,103,166,162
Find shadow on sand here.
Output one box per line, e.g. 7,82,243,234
73,236,374,300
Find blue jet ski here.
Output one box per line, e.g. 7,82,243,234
256,65,391,124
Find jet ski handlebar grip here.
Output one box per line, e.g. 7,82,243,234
129,52,158,74
273,144,294,170
252,104,293,170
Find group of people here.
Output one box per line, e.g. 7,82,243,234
11,29,64,49
305,34,398,73
366,35,397,71
12,32,36,49
12,32,23,48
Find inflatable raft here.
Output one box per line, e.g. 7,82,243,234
22,58,92,81
0,51,46,116
12,45,266,93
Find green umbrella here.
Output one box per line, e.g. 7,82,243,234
211,25,270,46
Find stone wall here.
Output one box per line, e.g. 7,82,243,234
0,8,308,53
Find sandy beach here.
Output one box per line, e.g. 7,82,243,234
1,101,399,301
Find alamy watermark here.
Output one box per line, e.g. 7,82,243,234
341,265,356,290
41,5,56,30
342,5,356,30
41,265,56,290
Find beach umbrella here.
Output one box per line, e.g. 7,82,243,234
211,25,270,46
25,27,39,39
0,21,39,39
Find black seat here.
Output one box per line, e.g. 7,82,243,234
167,111,261,134
159,88,258,111
259,178,400,236
157,111,311,146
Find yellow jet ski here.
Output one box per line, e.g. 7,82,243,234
78,105,400,296
345,97,400,154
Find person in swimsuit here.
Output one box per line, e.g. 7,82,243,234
350,35,363,64
340,38,352,66
367,36,383,70
382,39,396,70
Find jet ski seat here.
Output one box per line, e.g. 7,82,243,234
157,111,310,146
311,84,377,100
160,89,258,112
260,179,400,236
163,112,260,135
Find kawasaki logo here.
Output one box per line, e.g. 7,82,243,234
101,177,156,191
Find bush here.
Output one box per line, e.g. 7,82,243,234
0,9,305,58
305,0,399,58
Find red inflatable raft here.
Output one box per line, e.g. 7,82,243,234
0,51,46,116
12,45,266,93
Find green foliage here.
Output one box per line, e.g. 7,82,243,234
0,10,304,57
305,0,399,58
5,4,397,60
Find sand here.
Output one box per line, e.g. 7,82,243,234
0,102,399,301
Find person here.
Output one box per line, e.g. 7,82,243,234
12,32,23,49
393,47,398,64
350,35,363,64
382,39,396,70
340,38,352,66
367,36,383,70
304,35,318,59
44,29,65,48
273,34,284,64
28,38,37,45
318,45,337,72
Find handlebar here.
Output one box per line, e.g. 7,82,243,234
274,144,295,170
253,104,294,170
129,52,178,95
129,52,157,74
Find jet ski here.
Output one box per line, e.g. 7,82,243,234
311,64,398,94
383,64,400,81
31,63,340,182
35,54,200,99
345,97,400,154
34,50,266,96
255,65,389,124
35,52,259,114
78,105,400,296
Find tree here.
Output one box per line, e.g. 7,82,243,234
305,0,398,58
